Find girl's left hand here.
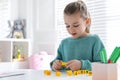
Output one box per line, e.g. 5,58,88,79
66,60,81,71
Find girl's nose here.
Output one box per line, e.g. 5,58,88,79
69,28,75,33
69,26,75,31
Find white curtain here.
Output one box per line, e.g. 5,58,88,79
0,0,10,38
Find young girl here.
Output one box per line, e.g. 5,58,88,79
50,0,105,71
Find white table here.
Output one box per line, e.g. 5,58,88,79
0,69,92,80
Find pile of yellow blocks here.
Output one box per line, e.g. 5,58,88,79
44,70,92,77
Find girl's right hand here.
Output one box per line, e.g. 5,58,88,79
52,60,62,71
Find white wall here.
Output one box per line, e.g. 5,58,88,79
16,0,55,55
10,0,19,20
18,0,27,19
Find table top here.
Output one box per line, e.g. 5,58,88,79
0,69,92,80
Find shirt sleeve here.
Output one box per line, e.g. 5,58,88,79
81,60,92,71
93,35,105,62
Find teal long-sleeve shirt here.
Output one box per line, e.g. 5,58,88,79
50,34,105,71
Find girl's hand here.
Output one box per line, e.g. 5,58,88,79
52,60,62,71
66,60,81,71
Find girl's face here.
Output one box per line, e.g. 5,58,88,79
64,12,89,38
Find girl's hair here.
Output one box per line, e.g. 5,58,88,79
64,0,88,20
64,0,91,33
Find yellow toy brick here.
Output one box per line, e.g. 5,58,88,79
80,70,84,74
44,70,48,74
83,70,86,74
44,70,51,76
66,70,73,76
55,71,61,77
77,70,81,74
73,71,78,76
87,71,92,76
85,70,89,74
61,61,66,67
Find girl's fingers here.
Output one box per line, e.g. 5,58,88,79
53,65,58,71
53,60,62,71
66,60,73,67
55,60,62,67
66,62,74,69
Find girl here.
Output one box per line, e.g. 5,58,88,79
50,0,104,71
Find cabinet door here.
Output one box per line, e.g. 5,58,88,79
0,41,12,62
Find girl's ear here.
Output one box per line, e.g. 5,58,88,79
86,17,91,26
85,17,91,33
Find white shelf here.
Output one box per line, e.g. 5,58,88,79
0,39,30,69
0,61,29,70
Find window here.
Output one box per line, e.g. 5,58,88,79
55,0,120,63
0,0,10,38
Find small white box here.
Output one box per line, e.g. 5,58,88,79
92,63,120,80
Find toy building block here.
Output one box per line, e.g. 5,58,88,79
80,70,84,74
55,71,61,77
66,70,73,76
77,70,81,74
61,61,66,67
87,71,92,76
44,70,51,76
85,70,89,74
81,70,86,74
44,70,48,74
73,71,78,76
83,70,86,74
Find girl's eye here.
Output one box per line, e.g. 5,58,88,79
74,25,79,27
66,26,70,28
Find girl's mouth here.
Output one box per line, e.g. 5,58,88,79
72,33,77,36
